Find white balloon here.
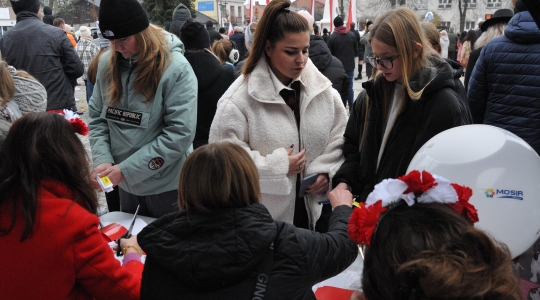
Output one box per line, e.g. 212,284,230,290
407,124,540,258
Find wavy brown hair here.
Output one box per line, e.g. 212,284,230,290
0,113,98,241
106,24,171,105
241,0,309,77
362,203,521,300
178,142,261,212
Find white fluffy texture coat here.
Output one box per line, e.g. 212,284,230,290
209,57,348,228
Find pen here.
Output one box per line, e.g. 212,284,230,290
318,197,361,207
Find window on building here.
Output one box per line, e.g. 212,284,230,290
238,6,242,23
438,0,452,9
439,21,451,29
462,0,476,8
465,21,476,30
487,0,501,7
412,0,428,10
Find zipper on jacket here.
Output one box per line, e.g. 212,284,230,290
125,57,134,107
284,96,316,231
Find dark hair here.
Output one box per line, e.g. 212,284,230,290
362,203,521,300
241,0,309,76
219,27,226,34
350,22,355,29
322,28,329,35
314,24,319,35
460,30,468,42
52,17,65,27
464,29,479,45
0,113,98,241
178,142,261,212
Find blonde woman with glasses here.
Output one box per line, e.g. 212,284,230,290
331,7,470,201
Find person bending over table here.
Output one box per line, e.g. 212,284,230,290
0,112,143,299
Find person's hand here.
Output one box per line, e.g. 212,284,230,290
306,173,329,195
328,188,353,209
91,163,113,190
335,182,350,191
99,165,125,187
118,235,141,256
359,60,364,65
350,290,367,300
287,146,306,175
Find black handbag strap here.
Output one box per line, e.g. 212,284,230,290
252,243,274,300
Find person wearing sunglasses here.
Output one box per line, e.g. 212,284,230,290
331,7,471,201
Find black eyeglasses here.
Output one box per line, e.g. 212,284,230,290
367,53,400,70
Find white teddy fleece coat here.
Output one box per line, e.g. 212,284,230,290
209,57,348,228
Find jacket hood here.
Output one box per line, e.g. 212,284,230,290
505,11,540,44
138,203,277,290
309,35,332,71
43,6,52,15
184,51,225,89
170,4,191,38
363,55,455,99
444,58,464,79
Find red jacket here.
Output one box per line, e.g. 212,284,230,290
0,181,143,299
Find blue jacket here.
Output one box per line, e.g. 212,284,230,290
468,12,540,154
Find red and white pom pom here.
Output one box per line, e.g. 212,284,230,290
60,109,89,136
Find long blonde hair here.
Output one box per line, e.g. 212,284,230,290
474,22,507,49
369,7,431,101
105,24,171,105
360,7,432,151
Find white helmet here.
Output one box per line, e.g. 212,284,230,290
408,124,540,258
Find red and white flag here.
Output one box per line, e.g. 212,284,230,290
228,22,234,36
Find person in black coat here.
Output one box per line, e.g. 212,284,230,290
1,0,83,111
331,8,470,201
137,142,358,300
205,20,223,43
229,26,248,61
42,6,54,25
179,19,235,149
308,35,349,107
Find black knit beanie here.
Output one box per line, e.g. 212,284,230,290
180,19,210,50
10,0,40,14
98,0,149,40
334,16,344,27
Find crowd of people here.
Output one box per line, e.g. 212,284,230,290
0,0,539,298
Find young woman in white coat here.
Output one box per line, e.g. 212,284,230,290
209,0,348,232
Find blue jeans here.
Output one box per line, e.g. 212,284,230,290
85,79,94,102
346,70,354,110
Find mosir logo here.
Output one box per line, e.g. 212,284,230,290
485,188,524,200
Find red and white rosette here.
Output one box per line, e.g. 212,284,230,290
348,170,478,247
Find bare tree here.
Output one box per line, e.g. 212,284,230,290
457,0,469,32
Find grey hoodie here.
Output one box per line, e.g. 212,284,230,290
169,4,191,38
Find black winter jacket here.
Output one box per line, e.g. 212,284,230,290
308,35,349,106
0,12,83,110
326,30,357,71
207,27,223,43
468,11,540,155
138,203,358,300
184,51,235,148
332,56,470,200
444,58,472,123
230,32,248,61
